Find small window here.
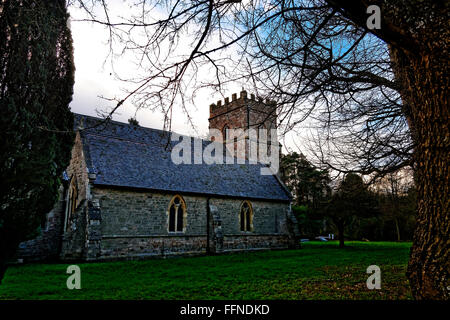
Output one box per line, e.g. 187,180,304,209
240,200,253,232
168,195,186,232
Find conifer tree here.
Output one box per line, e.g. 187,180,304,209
0,0,75,283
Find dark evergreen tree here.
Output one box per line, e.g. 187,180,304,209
280,152,331,208
281,152,331,237
322,173,379,248
0,0,75,283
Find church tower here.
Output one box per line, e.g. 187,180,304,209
208,90,278,160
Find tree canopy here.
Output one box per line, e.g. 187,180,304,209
320,173,378,247
72,0,412,178
281,152,330,207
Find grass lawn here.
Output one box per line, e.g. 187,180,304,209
0,241,412,300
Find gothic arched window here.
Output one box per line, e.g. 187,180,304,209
64,177,77,231
240,200,253,232
222,125,229,141
168,195,186,232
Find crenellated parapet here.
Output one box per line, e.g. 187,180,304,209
209,90,277,116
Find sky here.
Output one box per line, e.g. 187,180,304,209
68,5,207,137
67,2,307,154
64,1,414,186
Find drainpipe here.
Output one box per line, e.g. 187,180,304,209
206,197,211,255
247,101,250,131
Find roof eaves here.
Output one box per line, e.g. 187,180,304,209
91,182,291,202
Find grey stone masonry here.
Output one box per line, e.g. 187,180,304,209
15,186,66,262
76,187,297,260
17,105,298,263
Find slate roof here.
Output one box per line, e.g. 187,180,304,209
74,113,292,202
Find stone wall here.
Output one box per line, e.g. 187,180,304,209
222,234,290,251
100,236,207,260
66,131,90,208
60,202,87,260
60,131,91,260
95,190,207,237
208,90,278,159
17,129,297,263
77,187,294,260
209,90,277,135
15,187,66,262
16,132,90,262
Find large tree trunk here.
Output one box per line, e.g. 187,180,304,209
389,31,449,299
300,0,448,299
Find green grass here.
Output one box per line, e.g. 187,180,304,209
0,241,412,300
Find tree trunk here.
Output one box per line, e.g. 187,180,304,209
394,218,401,242
337,221,345,248
0,262,7,285
389,31,449,299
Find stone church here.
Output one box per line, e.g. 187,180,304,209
17,90,299,262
